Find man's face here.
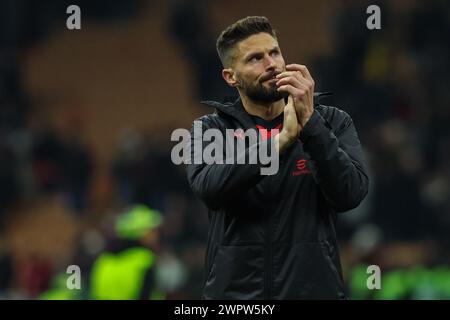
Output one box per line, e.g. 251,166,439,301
229,32,287,104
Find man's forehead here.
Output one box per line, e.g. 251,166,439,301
237,33,279,57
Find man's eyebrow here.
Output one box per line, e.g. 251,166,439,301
243,52,261,61
243,46,280,61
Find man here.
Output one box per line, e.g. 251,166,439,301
186,16,369,299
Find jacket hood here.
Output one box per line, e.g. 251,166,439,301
200,92,333,123
200,91,333,112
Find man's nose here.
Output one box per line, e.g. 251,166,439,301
264,54,276,71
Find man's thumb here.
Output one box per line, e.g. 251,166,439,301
284,100,296,121
287,95,294,106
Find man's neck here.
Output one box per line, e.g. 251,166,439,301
239,94,285,121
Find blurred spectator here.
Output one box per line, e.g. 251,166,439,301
168,0,236,101
16,254,53,299
0,142,19,225
61,138,93,214
89,204,166,299
31,129,66,192
0,238,14,299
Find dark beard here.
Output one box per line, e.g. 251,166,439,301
240,79,288,104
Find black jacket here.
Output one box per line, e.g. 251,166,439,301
186,93,369,299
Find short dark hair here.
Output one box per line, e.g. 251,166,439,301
216,16,277,67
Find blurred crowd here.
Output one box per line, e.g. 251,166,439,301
1,0,449,299
327,1,450,254
318,0,450,298
0,0,210,299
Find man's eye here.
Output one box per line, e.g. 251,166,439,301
249,56,261,62
271,50,279,57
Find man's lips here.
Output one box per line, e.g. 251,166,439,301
261,75,278,83
261,72,281,83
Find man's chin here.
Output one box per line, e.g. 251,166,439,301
264,89,289,102
266,83,288,99
242,82,288,104
250,93,286,104
263,81,277,90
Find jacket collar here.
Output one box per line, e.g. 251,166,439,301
200,92,333,128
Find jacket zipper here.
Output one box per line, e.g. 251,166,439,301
264,127,288,299
214,103,275,299
264,170,279,299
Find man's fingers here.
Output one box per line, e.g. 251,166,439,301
287,94,294,106
283,97,299,136
276,76,308,94
284,98,295,116
276,71,299,79
286,64,314,83
276,84,299,97
277,71,313,89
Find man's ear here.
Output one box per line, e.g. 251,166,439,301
222,68,238,87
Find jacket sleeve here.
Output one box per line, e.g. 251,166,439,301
298,108,370,212
185,116,271,210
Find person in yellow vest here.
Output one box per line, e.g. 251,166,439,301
39,273,82,300
89,204,165,300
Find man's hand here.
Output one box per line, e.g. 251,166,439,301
275,96,300,154
276,64,315,130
